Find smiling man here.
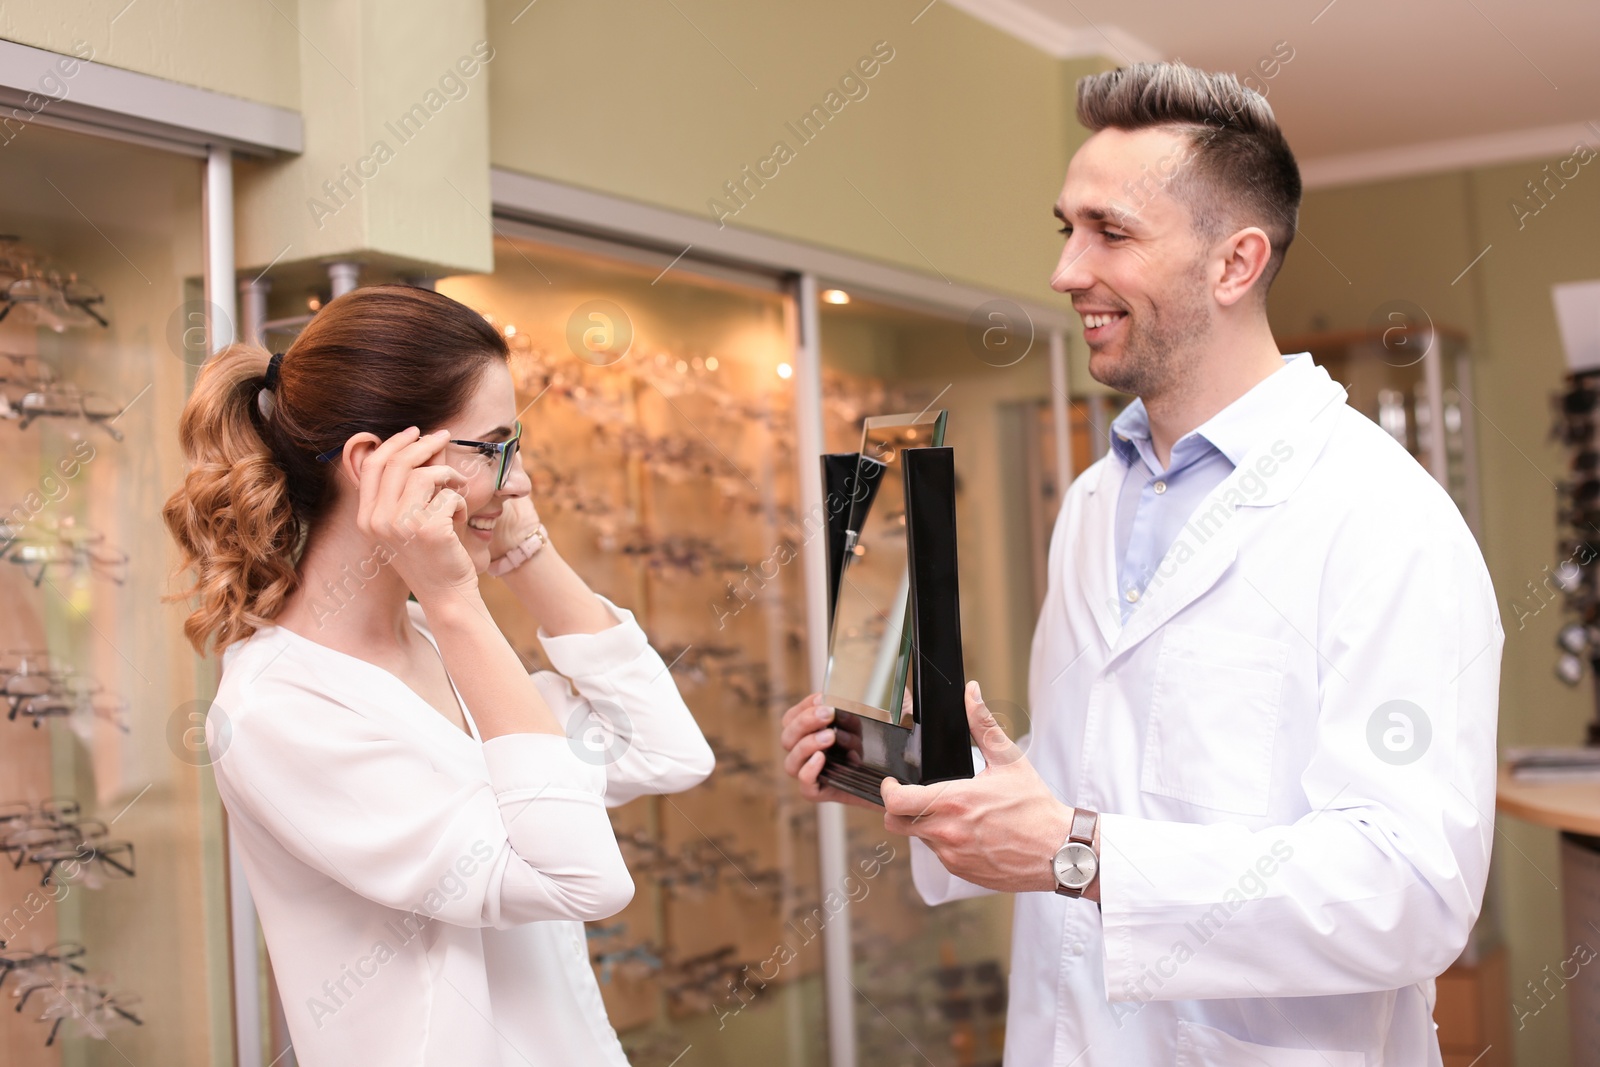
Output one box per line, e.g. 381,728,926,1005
781,62,1502,1065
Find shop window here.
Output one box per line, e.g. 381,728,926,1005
818,291,1055,1066
440,233,828,1065
0,123,226,1065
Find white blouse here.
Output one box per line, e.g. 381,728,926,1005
208,595,714,1067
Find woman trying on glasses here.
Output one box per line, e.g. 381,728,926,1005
163,285,713,1067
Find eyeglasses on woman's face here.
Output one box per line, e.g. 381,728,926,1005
316,420,523,491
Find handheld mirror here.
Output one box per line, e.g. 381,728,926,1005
818,410,974,804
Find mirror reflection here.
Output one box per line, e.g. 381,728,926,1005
823,410,947,725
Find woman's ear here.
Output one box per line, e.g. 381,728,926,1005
336,433,385,485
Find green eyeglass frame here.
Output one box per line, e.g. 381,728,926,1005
315,420,523,491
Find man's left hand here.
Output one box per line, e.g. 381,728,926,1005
881,680,1075,894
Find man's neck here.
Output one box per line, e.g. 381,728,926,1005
1142,321,1286,467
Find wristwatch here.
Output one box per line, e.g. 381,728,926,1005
1052,807,1099,898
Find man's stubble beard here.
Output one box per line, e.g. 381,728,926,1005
1088,270,1213,406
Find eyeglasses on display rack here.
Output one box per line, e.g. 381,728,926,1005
1550,371,1600,701
593,943,665,986
7,384,128,441
0,651,128,734
662,945,743,1013
0,351,130,440
0,942,88,987
0,236,108,332
1,521,130,586
316,419,524,491
0,942,142,1046
0,798,136,888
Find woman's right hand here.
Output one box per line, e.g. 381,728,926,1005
779,693,879,809
353,427,478,607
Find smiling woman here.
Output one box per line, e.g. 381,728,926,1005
162,285,508,652
160,284,714,1067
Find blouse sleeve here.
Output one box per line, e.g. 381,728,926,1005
217,689,635,930
530,595,715,807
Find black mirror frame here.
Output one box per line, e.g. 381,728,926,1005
817,444,973,805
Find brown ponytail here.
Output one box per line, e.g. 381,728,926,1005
162,284,508,655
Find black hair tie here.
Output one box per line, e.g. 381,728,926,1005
257,352,286,420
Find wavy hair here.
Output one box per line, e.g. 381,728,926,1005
162,284,508,655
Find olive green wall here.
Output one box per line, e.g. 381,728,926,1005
1268,158,1600,1067
486,0,1098,305
3,2,497,278
6,0,1099,312
232,0,496,276
0,0,301,109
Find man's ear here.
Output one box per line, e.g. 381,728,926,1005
1214,226,1273,308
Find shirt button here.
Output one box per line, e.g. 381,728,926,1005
1153,480,1167,494
1125,589,1140,604
1072,943,1085,956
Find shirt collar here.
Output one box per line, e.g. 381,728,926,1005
1196,352,1315,464
1107,352,1315,471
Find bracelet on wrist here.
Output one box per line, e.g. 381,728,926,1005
488,524,549,577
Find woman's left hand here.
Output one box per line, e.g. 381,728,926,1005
489,492,543,561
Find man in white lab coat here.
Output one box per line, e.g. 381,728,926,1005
781,62,1501,1065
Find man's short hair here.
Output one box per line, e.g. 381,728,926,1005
1076,62,1302,295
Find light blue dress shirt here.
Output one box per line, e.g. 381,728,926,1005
1109,352,1314,620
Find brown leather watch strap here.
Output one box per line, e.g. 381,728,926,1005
1069,806,1097,846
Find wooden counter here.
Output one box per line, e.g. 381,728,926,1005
1496,763,1600,1064
1496,765,1600,836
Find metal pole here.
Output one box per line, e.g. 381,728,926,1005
205,146,237,353
1454,348,1485,540
795,272,856,1067
207,143,262,1067
1422,328,1449,488
239,277,269,348
328,261,360,298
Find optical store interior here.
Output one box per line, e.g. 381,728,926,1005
2,2,1599,1066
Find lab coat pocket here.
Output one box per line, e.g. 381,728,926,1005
1176,1020,1366,1067
1142,624,1288,816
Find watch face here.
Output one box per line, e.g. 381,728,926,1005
1053,841,1097,890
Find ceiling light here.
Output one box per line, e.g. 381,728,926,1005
821,289,851,305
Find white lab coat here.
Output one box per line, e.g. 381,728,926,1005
914,359,1502,1066
209,596,713,1067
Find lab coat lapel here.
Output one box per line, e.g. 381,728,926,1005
1073,456,1125,651
1105,368,1350,661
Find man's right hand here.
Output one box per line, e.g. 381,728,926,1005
779,693,878,809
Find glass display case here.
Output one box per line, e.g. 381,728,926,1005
817,291,1058,1067
0,123,231,1065
1281,325,1481,533
439,228,828,1065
